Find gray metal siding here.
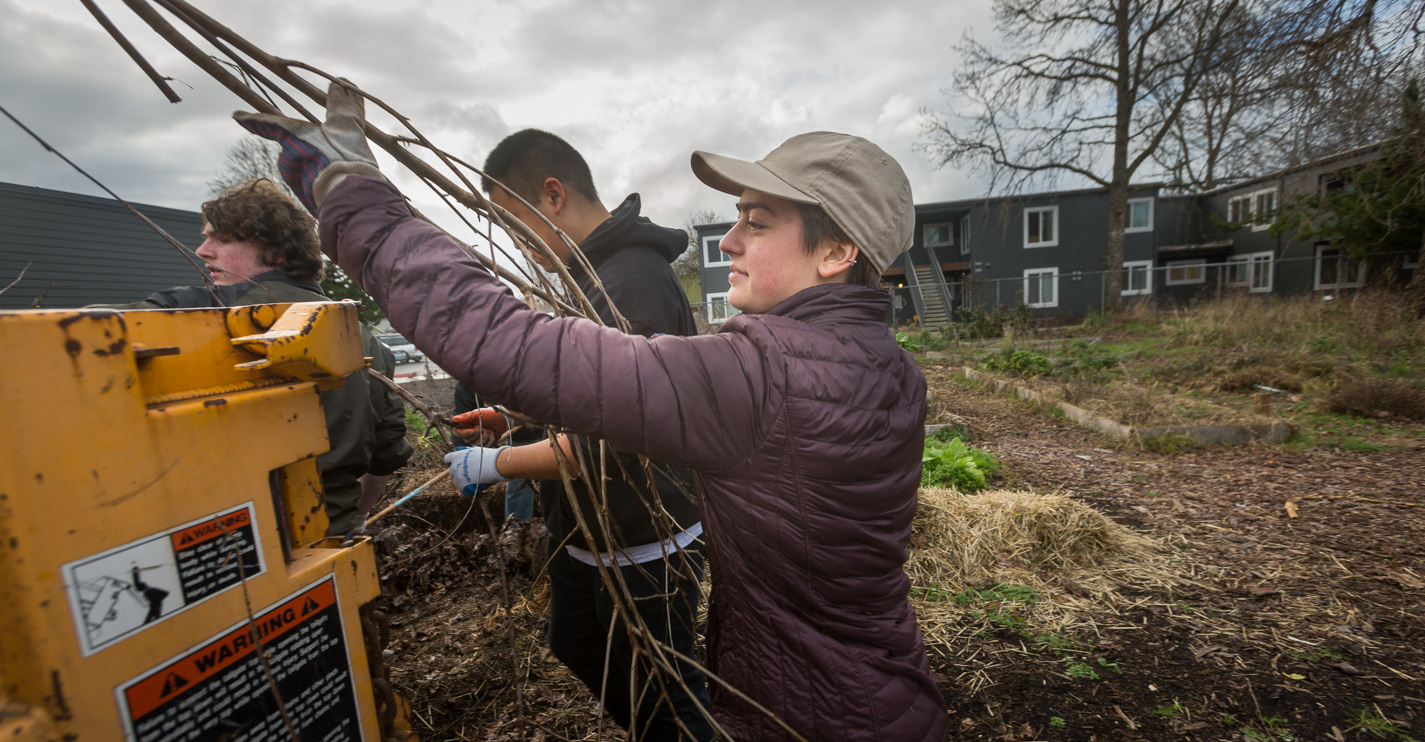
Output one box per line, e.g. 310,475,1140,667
0,183,206,309
694,223,733,299
998,192,1107,315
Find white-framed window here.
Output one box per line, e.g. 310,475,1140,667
705,292,738,324
1126,198,1154,233
960,218,971,255
924,222,953,249
1122,260,1153,295
1165,259,1206,285
1250,252,1273,292
1315,245,1365,290
1224,251,1273,292
1024,206,1058,248
1023,268,1058,308
1228,195,1252,224
1225,255,1251,287
1228,189,1276,230
702,234,730,268
1252,189,1276,231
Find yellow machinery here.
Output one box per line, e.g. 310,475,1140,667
0,302,408,741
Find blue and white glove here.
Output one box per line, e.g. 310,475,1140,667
233,79,383,213
443,446,511,497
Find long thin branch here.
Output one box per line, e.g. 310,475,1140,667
0,263,31,297
81,0,181,103
365,368,453,450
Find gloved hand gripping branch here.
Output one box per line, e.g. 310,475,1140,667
443,446,511,497
234,80,384,213
451,407,514,446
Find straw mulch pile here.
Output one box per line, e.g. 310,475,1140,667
905,488,1186,691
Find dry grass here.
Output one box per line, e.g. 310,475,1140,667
1163,290,1425,356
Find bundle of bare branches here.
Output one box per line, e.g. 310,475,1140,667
83,1,729,739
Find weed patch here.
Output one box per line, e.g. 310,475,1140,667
1346,708,1418,741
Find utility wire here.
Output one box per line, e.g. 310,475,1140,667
0,102,222,304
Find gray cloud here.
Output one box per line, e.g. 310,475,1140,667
2,0,994,230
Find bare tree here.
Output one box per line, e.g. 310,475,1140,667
1151,2,1286,190
208,134,288,195
1264,0,1423,165
1156,0,1421,191
922,0,1251,310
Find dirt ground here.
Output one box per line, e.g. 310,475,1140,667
371,363,1425,742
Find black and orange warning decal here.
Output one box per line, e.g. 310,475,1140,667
63,503,265,657
117,576,363,742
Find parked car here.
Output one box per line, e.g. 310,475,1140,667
375,332,424,363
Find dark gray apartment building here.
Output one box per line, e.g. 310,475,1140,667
692,141,1413,327
0,182,206,309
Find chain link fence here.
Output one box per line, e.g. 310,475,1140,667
686,250,1414,333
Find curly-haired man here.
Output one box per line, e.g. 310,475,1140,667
102,179,412,534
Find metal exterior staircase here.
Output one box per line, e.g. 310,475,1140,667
904,246,954,328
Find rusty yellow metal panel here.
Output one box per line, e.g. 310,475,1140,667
276,458,331,548
0,302,386,741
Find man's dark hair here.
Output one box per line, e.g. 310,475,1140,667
795,202,883,290
481,129,600,205
202,179,324,282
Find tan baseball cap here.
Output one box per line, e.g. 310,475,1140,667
690,132,914,272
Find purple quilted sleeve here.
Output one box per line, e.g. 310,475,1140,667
319,176,775,472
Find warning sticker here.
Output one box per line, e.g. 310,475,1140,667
117,576,363,742
62,503,265,656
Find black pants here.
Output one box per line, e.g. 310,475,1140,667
547,540,715,741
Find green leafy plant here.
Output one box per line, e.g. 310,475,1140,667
1049,717,1067,729
896,329,950,353
404,406,442,446
984,348,1052,376
1155,703,1185,717
1064,660,1100,680
921,436,999,490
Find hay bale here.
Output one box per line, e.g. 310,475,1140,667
907,488,1157,592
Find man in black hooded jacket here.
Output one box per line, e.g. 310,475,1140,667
444,130,710,740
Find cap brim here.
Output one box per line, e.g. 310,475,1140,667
691,151,818,205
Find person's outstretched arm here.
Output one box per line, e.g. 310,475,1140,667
320,176,777,473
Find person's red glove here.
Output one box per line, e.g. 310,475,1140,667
451,408,511,445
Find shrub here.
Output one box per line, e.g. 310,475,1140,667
954,304,1033,340
1325,377,1425,420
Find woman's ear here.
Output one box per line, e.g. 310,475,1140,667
817,242,861,281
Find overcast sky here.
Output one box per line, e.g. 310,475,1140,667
2,0,997,243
